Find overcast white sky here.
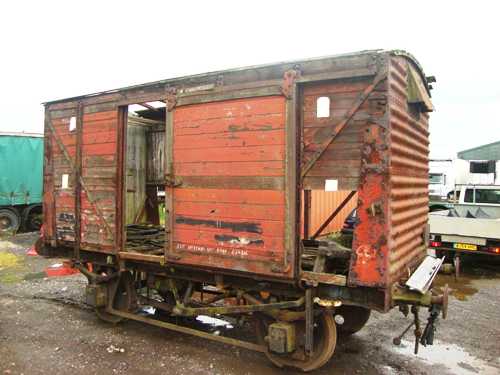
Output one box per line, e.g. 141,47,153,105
1,0,498,158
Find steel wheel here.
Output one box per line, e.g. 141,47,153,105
255,312,337,372
96,271,136,324
335,305,371,336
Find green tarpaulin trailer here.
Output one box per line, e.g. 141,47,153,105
0,132,44,232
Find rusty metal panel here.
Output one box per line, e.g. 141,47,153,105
167,96,290,277
347,54,430,292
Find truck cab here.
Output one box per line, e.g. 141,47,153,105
429,172,446,199
457,184,500,206
428,159,453,202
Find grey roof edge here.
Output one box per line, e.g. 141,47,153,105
42,49,429,106
457,140,500,159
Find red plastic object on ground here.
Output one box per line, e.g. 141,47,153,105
26,244,38,256
45,261,79,277
27,225,44,256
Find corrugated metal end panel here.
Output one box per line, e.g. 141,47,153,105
304,191,357,236
387,56,429,285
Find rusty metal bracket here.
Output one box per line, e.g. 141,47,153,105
166,253,181,261
74,262,118,284
301,70,388,178
281,68,300,99
271,263,290,274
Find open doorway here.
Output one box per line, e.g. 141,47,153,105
123,101,167,255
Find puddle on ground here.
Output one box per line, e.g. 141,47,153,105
395,339,498,375
434,274,479,302
141,306,156,315
196,315,234,329
141,306,234,331
434,259,500,301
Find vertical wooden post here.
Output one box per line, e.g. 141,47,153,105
44,109,57,247
116,106,128,253
74,102,84,260
285,83,298,275
165,109,175,259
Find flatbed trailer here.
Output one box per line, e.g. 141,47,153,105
38,50,447,371
429,185,500,275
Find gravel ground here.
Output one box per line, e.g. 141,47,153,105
1,233,499,375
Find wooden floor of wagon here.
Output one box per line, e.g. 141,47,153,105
125,224,166,255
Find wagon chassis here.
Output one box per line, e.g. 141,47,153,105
64,237,446,371
78,258,352,371
40,50,447,371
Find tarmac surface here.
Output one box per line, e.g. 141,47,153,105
1,232,499,374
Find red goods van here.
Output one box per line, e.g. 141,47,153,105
39,50,447,371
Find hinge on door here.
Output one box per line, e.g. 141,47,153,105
271,263,290,273
165,162,182,188
166,253,181,261
165,174,182,188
